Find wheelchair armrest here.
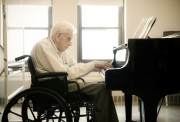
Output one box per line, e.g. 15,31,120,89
15,55,30,61
37,72,68,78
67,81,80,92
76,77,85,82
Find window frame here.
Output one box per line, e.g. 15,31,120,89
7,6,52,37
77,5,124,63
7,6,52,69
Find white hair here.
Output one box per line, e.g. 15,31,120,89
50,21,77,37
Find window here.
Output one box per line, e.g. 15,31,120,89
7,5,52,61
77,5,124,63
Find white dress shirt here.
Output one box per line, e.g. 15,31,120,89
30,37,95,80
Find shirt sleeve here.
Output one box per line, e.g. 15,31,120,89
31,41,95,80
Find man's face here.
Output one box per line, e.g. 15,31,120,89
56,31,73,52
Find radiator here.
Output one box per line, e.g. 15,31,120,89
113,94,180,106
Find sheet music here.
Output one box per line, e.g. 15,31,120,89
132,16,156,39
133,18,149,38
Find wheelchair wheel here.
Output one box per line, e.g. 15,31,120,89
2,87,72,122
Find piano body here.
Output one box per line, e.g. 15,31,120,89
105,38,180,122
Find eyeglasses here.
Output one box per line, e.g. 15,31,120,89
60,33,72,42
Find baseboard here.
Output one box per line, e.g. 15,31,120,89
113,94,180,106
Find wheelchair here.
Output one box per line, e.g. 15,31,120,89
2,55,94,122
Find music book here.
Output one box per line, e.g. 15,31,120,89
132,16,156,39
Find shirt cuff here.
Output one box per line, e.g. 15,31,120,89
86,62,95,72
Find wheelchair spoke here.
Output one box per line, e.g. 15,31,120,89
23,96,37,119
8,108,33,122
9,109,31,121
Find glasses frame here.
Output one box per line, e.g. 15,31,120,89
60,33,72,42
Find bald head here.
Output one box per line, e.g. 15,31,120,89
50,21,76,38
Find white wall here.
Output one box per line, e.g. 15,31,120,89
124,0,180,43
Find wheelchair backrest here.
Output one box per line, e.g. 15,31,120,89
27,56,39,85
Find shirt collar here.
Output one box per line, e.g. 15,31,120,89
49,36,60,54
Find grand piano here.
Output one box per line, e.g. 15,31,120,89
104,38,180,122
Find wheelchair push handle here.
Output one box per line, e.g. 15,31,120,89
15,55,30,61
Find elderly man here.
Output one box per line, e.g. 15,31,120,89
30,21,119,122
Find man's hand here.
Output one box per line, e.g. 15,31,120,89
93,61,113,71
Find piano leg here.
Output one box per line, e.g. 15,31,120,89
123,89,179,122
123,89,164,122
140,98,159,122
139,99,145,122
125,93,132,122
